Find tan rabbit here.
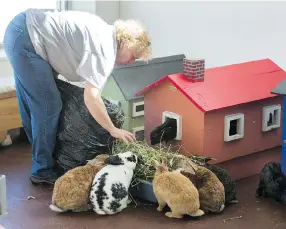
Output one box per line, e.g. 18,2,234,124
180,165,225,213
152,159,205,219
49,154,109,213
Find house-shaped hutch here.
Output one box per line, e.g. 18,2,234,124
271,79,286,176
101,54,186,140
136,58,286,165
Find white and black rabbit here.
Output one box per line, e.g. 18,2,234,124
89,151,141,215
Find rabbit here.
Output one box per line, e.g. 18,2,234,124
188,155,215,167
256,162,286,204
0,133,12,147
89,151,141,215
170,155,198,175
188,155,238,204
205,164,238,204
180,164,225,213
151,159,205,219
49,153,110,213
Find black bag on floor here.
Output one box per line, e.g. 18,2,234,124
256,162,286,203
54,79,125,175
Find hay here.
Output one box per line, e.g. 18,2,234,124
112,140,210,186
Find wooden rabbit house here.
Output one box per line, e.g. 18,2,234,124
101,54,186,140
136,58,286,180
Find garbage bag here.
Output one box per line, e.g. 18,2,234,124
54,79,125,175
256,162,286,204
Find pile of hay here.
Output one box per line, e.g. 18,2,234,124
112,140,213,186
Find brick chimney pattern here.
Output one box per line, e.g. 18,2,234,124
183,58,205,82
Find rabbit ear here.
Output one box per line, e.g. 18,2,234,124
105,155,124,165
86,159,95,165
203,156,215,164
152,159,160,167
187,160,198,172
161,158,168,167
181,166,196,175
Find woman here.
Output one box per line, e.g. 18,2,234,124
3,8,152,185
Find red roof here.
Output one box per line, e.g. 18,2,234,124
136,58,286,112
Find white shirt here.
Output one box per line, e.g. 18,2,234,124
25,8,118,90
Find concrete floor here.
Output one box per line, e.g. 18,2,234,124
1,141,286,229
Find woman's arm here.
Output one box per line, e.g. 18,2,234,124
84,81,136,144
84,81,116,133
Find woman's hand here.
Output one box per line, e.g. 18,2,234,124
109,127,136,144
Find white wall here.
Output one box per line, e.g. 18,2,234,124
119,1,286,69
95,1,119,24
67,0,96,14
68,0,119,24
2,1,286,78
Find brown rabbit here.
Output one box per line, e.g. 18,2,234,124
49,154,109,213
180,165,225,213
152,159,205,219
170,155,198,175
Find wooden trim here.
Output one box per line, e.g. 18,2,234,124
0,97,22,132
132,101,144,117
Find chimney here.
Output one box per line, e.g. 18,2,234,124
182,58,205,82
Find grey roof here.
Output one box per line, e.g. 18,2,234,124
271,79,286,96
111,54,186,101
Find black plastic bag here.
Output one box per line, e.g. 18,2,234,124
256,162,286,203
54,79,125,175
